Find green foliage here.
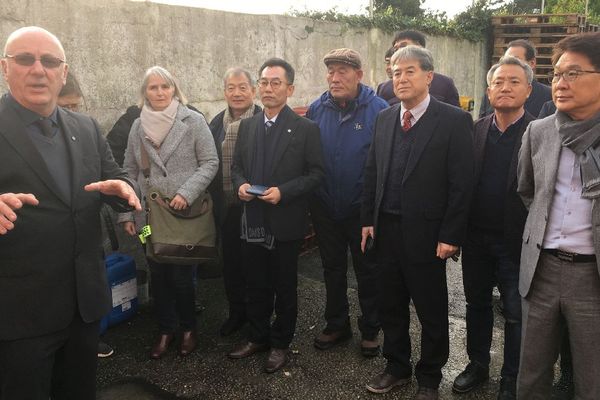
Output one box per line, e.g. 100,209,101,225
373,0,424,18
450,0,497,40
291,1,496,42
503,0,600,24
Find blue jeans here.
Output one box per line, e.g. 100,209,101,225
461,230,522,379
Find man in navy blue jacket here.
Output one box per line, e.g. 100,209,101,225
307,48,389,357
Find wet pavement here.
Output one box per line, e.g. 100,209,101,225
97,248,506,400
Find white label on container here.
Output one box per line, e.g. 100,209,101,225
112,278,137,308
121,301,132,312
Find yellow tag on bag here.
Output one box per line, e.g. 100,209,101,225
138,224,152,244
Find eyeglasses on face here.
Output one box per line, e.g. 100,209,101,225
548,69,600,83
257,78,286,89
4,53,65,69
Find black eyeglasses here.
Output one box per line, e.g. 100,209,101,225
257,78,287,89
4,53,65,69
548,69,600,83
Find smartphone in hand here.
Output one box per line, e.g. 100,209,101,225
246,185,268,196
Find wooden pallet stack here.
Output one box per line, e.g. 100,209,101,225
491,13,598,81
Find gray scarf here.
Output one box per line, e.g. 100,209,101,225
556,110,600,199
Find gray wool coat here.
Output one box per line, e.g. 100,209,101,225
119,104,218,225
517,114,600,297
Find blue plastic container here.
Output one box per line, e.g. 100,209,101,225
100,253,138,332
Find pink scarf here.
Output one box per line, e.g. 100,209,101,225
140,99,179,148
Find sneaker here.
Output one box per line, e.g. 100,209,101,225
98,341,115,358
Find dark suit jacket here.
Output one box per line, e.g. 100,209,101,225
537,100,556,119
231,105,325,242
0,94,136,340
471,112,534,262
361,96,474,263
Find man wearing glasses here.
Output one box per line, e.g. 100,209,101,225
517,32,600,399
228,58,324,373
0,27,140,400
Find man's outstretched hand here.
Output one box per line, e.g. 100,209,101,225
85,180,141,211
0,193,39,235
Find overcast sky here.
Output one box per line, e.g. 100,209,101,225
151,0,475,18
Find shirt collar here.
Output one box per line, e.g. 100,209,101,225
264,112,278,125
491,110,525,134
7,93,58,126
400,94,430,125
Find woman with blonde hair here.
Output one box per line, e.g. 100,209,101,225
120,66,218,358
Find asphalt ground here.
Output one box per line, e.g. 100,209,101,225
96,247,509,400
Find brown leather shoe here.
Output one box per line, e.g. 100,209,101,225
313,327,352,350
179,331,197,356
227,341,268,359
150,333,174,359
365,372,411,394
264,348,289,373
414,387,439,400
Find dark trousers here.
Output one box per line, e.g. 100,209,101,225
0,314,99,400
377,216,449,389
310,201,379,339
243,239,301,349
149,260,196,333
221,204,245,317
462,230,522,379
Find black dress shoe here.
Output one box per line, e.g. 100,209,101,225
227,341,268,359
497,377,516,400
365,372,411,394
360,339,380,358
264,348,289,373
414,386,439,400
179,331,197,356
150,333,174,359
452,362,489,393
313,327,352,350
219,315,246,337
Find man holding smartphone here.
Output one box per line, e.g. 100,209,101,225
228,58,324,373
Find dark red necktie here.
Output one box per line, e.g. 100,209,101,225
402,110,413,132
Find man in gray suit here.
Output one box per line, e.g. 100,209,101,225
517,32,600,399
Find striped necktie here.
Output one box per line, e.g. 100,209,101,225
402,110,413,132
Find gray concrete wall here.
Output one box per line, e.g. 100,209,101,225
1,0,488,132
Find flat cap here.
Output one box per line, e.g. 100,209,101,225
323,48,362,69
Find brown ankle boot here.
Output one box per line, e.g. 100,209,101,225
179,331,197,356
150,333,174,359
